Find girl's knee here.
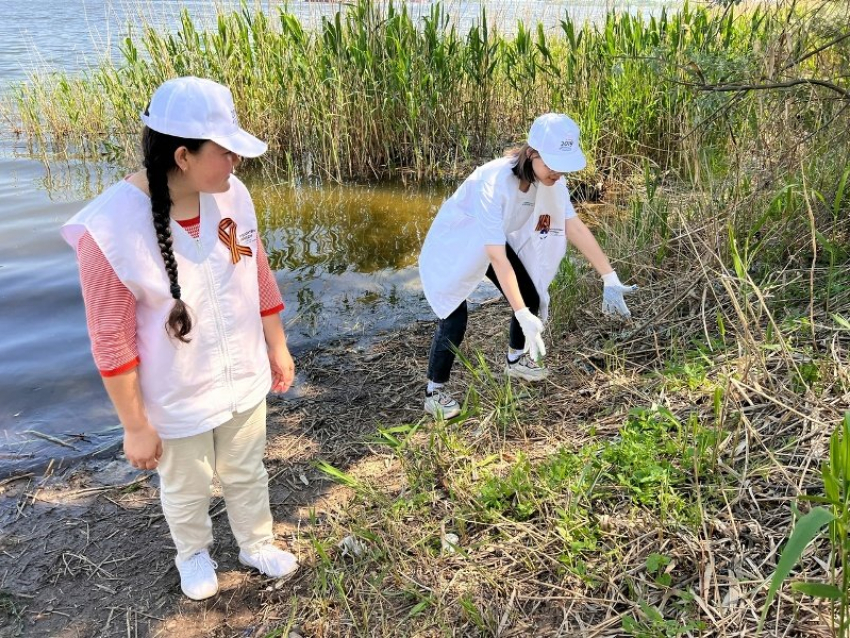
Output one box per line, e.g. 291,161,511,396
160,486,212,512
216,461,267,488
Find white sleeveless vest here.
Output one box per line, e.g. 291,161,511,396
507,181,571,323
62,176,271,439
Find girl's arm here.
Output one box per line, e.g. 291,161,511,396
102,370,162,470
565,216,637,316
485,244,547,358
256,235,293,392
485,244,526,310
262,314,295,393
564,216,614,275
76,231,160,469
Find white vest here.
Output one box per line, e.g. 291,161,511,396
62,176,271,439
507,182,570,322
419,156,574,320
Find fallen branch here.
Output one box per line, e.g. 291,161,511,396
21,429,78,451
682,77,850,100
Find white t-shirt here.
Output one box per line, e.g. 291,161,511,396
418,156,576,319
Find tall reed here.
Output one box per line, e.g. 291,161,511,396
5,0,828,184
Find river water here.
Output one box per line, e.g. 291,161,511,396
0,0,672,478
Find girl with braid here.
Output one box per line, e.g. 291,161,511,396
62,77,298,600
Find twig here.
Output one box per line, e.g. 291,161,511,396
64,474,151,497
20,429,78,451
779,31,850,73
0,473,33,488
680,78,850,100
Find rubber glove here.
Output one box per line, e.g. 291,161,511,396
514,307,546,360
601,271,638,317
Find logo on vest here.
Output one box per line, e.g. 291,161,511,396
239,228,257,245
534,214,551,235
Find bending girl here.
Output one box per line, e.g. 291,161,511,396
418,113,637,419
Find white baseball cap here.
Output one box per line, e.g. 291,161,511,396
141,76,267,158
527,113,586,173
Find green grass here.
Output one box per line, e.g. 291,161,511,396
292,382,738,632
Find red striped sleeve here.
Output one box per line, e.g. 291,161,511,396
257,238,284,315
76,232,139,376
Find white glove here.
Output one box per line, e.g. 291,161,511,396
602,271,638,317
514,307,546,360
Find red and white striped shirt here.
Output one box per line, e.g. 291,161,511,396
76,215,283,376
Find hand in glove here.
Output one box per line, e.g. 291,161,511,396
514,307,546,360
601,271,638,317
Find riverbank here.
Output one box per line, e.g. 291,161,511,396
0,270,845,635
0,301,510,638
1,0,849,634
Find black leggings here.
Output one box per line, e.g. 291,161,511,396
427,244,540,383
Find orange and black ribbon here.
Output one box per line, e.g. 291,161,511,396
218,218,253,264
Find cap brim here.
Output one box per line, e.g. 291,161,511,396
210,129,268,158
540,149,587,173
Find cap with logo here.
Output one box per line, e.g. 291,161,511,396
527,113,586,173
141,76,267,158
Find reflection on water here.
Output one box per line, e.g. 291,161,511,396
248,174,462,345
253,178,450,274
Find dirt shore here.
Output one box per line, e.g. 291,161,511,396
0,303,518,638
4,283,834,637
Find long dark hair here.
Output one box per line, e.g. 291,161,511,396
141,124,205,343
507,143,536,184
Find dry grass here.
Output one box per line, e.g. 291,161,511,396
0,210,847,635
253,159,849,636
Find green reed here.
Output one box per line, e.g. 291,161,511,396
5,0,794,182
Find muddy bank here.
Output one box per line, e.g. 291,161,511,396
0,302,514,638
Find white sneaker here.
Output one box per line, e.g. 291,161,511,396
505,353,549,382
424,389,461,419
175,550,219,600
239,544,299,578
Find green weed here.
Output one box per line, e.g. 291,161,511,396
761,412,850,636
623,601,705,638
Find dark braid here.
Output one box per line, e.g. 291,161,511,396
141,124,205,343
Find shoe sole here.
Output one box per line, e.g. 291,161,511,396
238,554,300,579
181,583,219,601
505,367,549,382
424,403,461,420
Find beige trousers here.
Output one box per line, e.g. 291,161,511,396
157,400,274,561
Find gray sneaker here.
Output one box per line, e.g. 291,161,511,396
505,353,549,382
424,389,461,419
